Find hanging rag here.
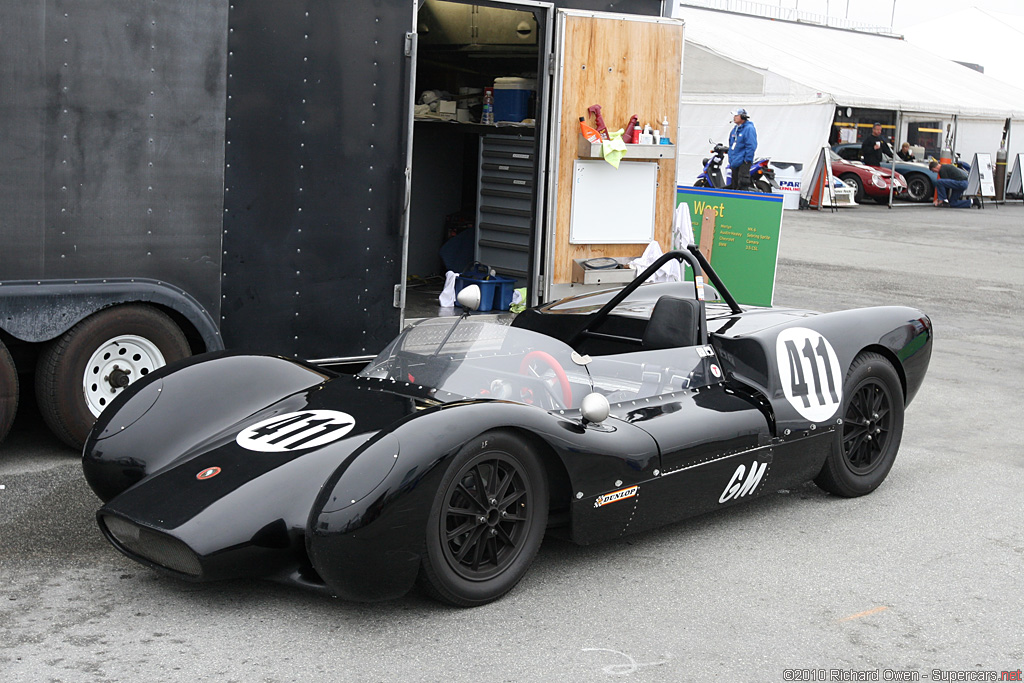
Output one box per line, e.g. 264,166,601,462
601,129,628,169
673,202,695,251
439,271,458,307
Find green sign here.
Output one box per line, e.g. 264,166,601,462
675,186,784,307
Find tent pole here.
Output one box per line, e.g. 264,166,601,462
889,110,903,208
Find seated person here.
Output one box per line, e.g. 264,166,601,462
928,160,973,208
897,142,916,162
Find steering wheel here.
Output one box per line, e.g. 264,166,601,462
519,351,572,408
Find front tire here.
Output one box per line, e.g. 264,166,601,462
419,430,548,606
35,304,190,449
840,174,864,203
0,340,18,445
814,352,904,497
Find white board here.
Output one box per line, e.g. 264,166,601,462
966,153,997,197
569,160,657,244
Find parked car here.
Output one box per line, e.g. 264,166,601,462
83,247,932,607
832,143,937,202
829,150,907,204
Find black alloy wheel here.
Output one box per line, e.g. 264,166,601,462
905,174,932,202
814,352,904,497
420,431,547,606
842,376,895,476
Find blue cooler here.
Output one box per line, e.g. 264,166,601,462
492,77,535,123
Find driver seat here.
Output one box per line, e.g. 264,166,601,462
643,296,701,350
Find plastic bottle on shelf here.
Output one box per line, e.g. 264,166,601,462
623,115,639,144
481,87,495,124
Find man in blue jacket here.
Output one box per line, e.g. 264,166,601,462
728,108,757,190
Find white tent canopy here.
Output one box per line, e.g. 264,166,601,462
670,5,1024,188
900,8,1024,92
674,6,1024,117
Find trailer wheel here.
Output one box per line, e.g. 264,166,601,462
0,340,17,445
35,305,190,449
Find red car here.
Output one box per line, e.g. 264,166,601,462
830,150,907,204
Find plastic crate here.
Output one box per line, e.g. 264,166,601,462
455,264,516,312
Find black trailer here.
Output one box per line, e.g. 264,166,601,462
0,0,670,448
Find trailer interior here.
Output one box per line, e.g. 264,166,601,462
405,0,546,320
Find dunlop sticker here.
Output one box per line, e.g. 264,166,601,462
594,485,639,508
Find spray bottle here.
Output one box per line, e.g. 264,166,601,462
587,104,610,140
623,115,639,144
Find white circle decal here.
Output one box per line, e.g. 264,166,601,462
236,410,356,453
775,327,843,422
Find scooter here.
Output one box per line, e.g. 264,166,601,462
694,143,729,188
748,158,781,193
694,142,779,192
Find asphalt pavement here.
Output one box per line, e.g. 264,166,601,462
1,201,1022,682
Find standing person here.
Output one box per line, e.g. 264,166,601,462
928,160,975,208
861,122,893,167
728,108,757,190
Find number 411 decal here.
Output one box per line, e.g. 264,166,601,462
775,328,843,422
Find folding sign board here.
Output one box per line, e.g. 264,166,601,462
965,153,997,197
800,146,836,210
1006,153,1024,196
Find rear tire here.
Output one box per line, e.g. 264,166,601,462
419,430,548,606
35,305,190,450
0,340,18,445
905,173,932,202
814,352,904,497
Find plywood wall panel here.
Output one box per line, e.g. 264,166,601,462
553,14,683,283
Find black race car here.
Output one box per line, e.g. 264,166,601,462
83,247,932,607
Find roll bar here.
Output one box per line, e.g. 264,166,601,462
567,246,742,348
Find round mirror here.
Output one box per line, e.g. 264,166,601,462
580,392,610,425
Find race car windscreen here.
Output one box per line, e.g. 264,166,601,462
358,318,594,410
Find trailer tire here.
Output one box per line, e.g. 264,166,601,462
0,340,17,445
35,305,190,450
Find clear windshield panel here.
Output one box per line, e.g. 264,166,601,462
585,347,711,405
359,318,593,411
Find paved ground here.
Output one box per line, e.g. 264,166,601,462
2,202,1022,682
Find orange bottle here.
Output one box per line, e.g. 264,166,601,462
579,117,601,144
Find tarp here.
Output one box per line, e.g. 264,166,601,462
672,6,1024,118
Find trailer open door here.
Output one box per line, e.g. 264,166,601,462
544,10,684,301
223,1,414,362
